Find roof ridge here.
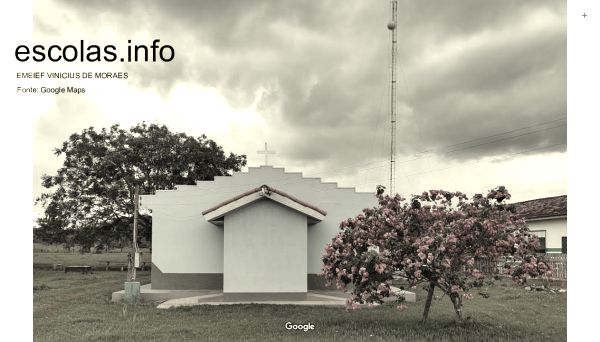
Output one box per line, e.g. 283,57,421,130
512,195,566,205
201,184,327,217
512,195,567,220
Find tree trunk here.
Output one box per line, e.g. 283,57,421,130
421,281,436,324
449,293,463,321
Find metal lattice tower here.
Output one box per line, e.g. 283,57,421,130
388,1,398,196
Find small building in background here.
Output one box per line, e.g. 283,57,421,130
513,195,567,254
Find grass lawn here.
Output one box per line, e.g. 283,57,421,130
33,268,567,342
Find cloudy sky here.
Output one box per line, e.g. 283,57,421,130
25,0,571,220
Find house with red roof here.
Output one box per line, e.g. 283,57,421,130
513,195,567,254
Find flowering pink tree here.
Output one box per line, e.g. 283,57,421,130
319,186,555,324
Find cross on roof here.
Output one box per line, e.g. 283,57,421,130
257,142,276,166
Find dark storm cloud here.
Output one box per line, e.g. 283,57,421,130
49,0,566,171
399,0,561,40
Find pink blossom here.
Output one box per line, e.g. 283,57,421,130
473,270,485,279
322,185,543,318
397,305,408,311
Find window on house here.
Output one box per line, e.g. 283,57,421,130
529,230,546,253
561,236,567,254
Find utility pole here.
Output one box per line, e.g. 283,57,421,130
388,1,398,196
125,184,142,303
127,184,140,282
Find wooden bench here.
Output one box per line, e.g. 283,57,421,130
65,266,92,274
98,261,150,271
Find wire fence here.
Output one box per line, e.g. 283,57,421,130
33,246,152,254
474,253,567,280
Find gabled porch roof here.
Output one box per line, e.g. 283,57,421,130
202,185,327,225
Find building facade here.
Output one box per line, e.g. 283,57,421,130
513,195,567,254
142,166,378,299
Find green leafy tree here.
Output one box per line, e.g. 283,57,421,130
35,122,246,252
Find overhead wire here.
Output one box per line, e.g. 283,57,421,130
407,118,567,158
143,141,567,217
142,120,566,200
139,118,565,198
143,139,567,207
274,141,568,196
392,123,566,164
139,0,566,215
368,141,568,189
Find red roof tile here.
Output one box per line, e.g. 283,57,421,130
512,195,567,220
201,185,327,217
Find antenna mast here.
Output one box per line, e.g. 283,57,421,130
388,1,398,196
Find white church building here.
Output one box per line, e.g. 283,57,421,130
141,165,378,301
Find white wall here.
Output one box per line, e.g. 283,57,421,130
224,200,306,293
144,166,378,275
147,193,224,273
527,217,567,253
